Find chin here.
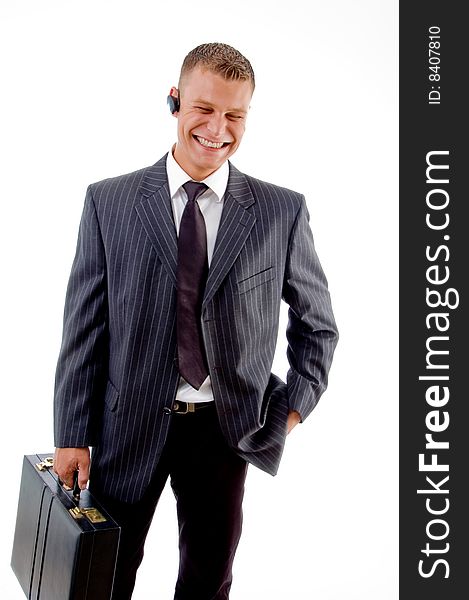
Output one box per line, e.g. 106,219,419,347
196,153,225,170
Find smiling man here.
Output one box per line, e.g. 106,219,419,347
53,43,338,600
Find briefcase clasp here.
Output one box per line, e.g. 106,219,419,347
36,457,54,471
69,506,107,523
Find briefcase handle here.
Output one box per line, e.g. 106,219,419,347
57,470,81,501
72,471,81,501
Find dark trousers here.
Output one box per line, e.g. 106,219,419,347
94,405,248,600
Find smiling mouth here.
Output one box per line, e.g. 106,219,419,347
194,135,230,149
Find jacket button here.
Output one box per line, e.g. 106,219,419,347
163,407,172,415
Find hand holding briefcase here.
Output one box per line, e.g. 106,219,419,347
11,453,120,600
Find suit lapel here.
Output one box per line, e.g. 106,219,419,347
135,154,178,286
203,164,256,307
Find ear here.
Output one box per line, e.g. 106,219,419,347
169,86,179,100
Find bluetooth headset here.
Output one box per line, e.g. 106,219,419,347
167,92,180,114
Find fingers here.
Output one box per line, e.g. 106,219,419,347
54,447,90,491
286,410,301,434
77,454,90,490
53,447,75,488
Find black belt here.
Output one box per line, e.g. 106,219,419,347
163,401,214,415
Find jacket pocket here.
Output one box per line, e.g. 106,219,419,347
237,266,275,294
104,379,119,412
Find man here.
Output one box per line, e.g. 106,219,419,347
54,43,338,599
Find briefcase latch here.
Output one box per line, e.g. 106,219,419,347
69,506,107,523
36,457,54,471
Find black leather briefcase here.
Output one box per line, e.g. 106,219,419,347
11,453,120,599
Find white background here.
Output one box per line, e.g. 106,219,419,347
0,1,398,598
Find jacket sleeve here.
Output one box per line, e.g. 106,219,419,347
53,185,109,447
281,195,339,421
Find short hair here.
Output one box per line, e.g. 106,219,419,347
179,43,255,90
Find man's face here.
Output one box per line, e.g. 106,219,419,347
172,66,253,181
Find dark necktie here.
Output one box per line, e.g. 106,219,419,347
176,181,209,389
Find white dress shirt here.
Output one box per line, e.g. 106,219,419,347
166,147,229,403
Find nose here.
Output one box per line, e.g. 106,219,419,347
206,113,226,139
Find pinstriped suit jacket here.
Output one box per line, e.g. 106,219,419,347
54,154,338,503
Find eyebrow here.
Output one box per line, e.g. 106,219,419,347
191,99,248,114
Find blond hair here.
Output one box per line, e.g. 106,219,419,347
179,43,255,90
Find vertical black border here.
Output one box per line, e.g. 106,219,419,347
400,2,467,598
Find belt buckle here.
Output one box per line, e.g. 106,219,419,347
173,401,195,414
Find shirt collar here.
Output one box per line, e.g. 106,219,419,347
166,145,229,203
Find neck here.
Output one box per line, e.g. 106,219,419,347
172,146,220,181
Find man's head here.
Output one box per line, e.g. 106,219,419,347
169,43,255,181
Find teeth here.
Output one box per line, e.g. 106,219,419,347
196,136,224,149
